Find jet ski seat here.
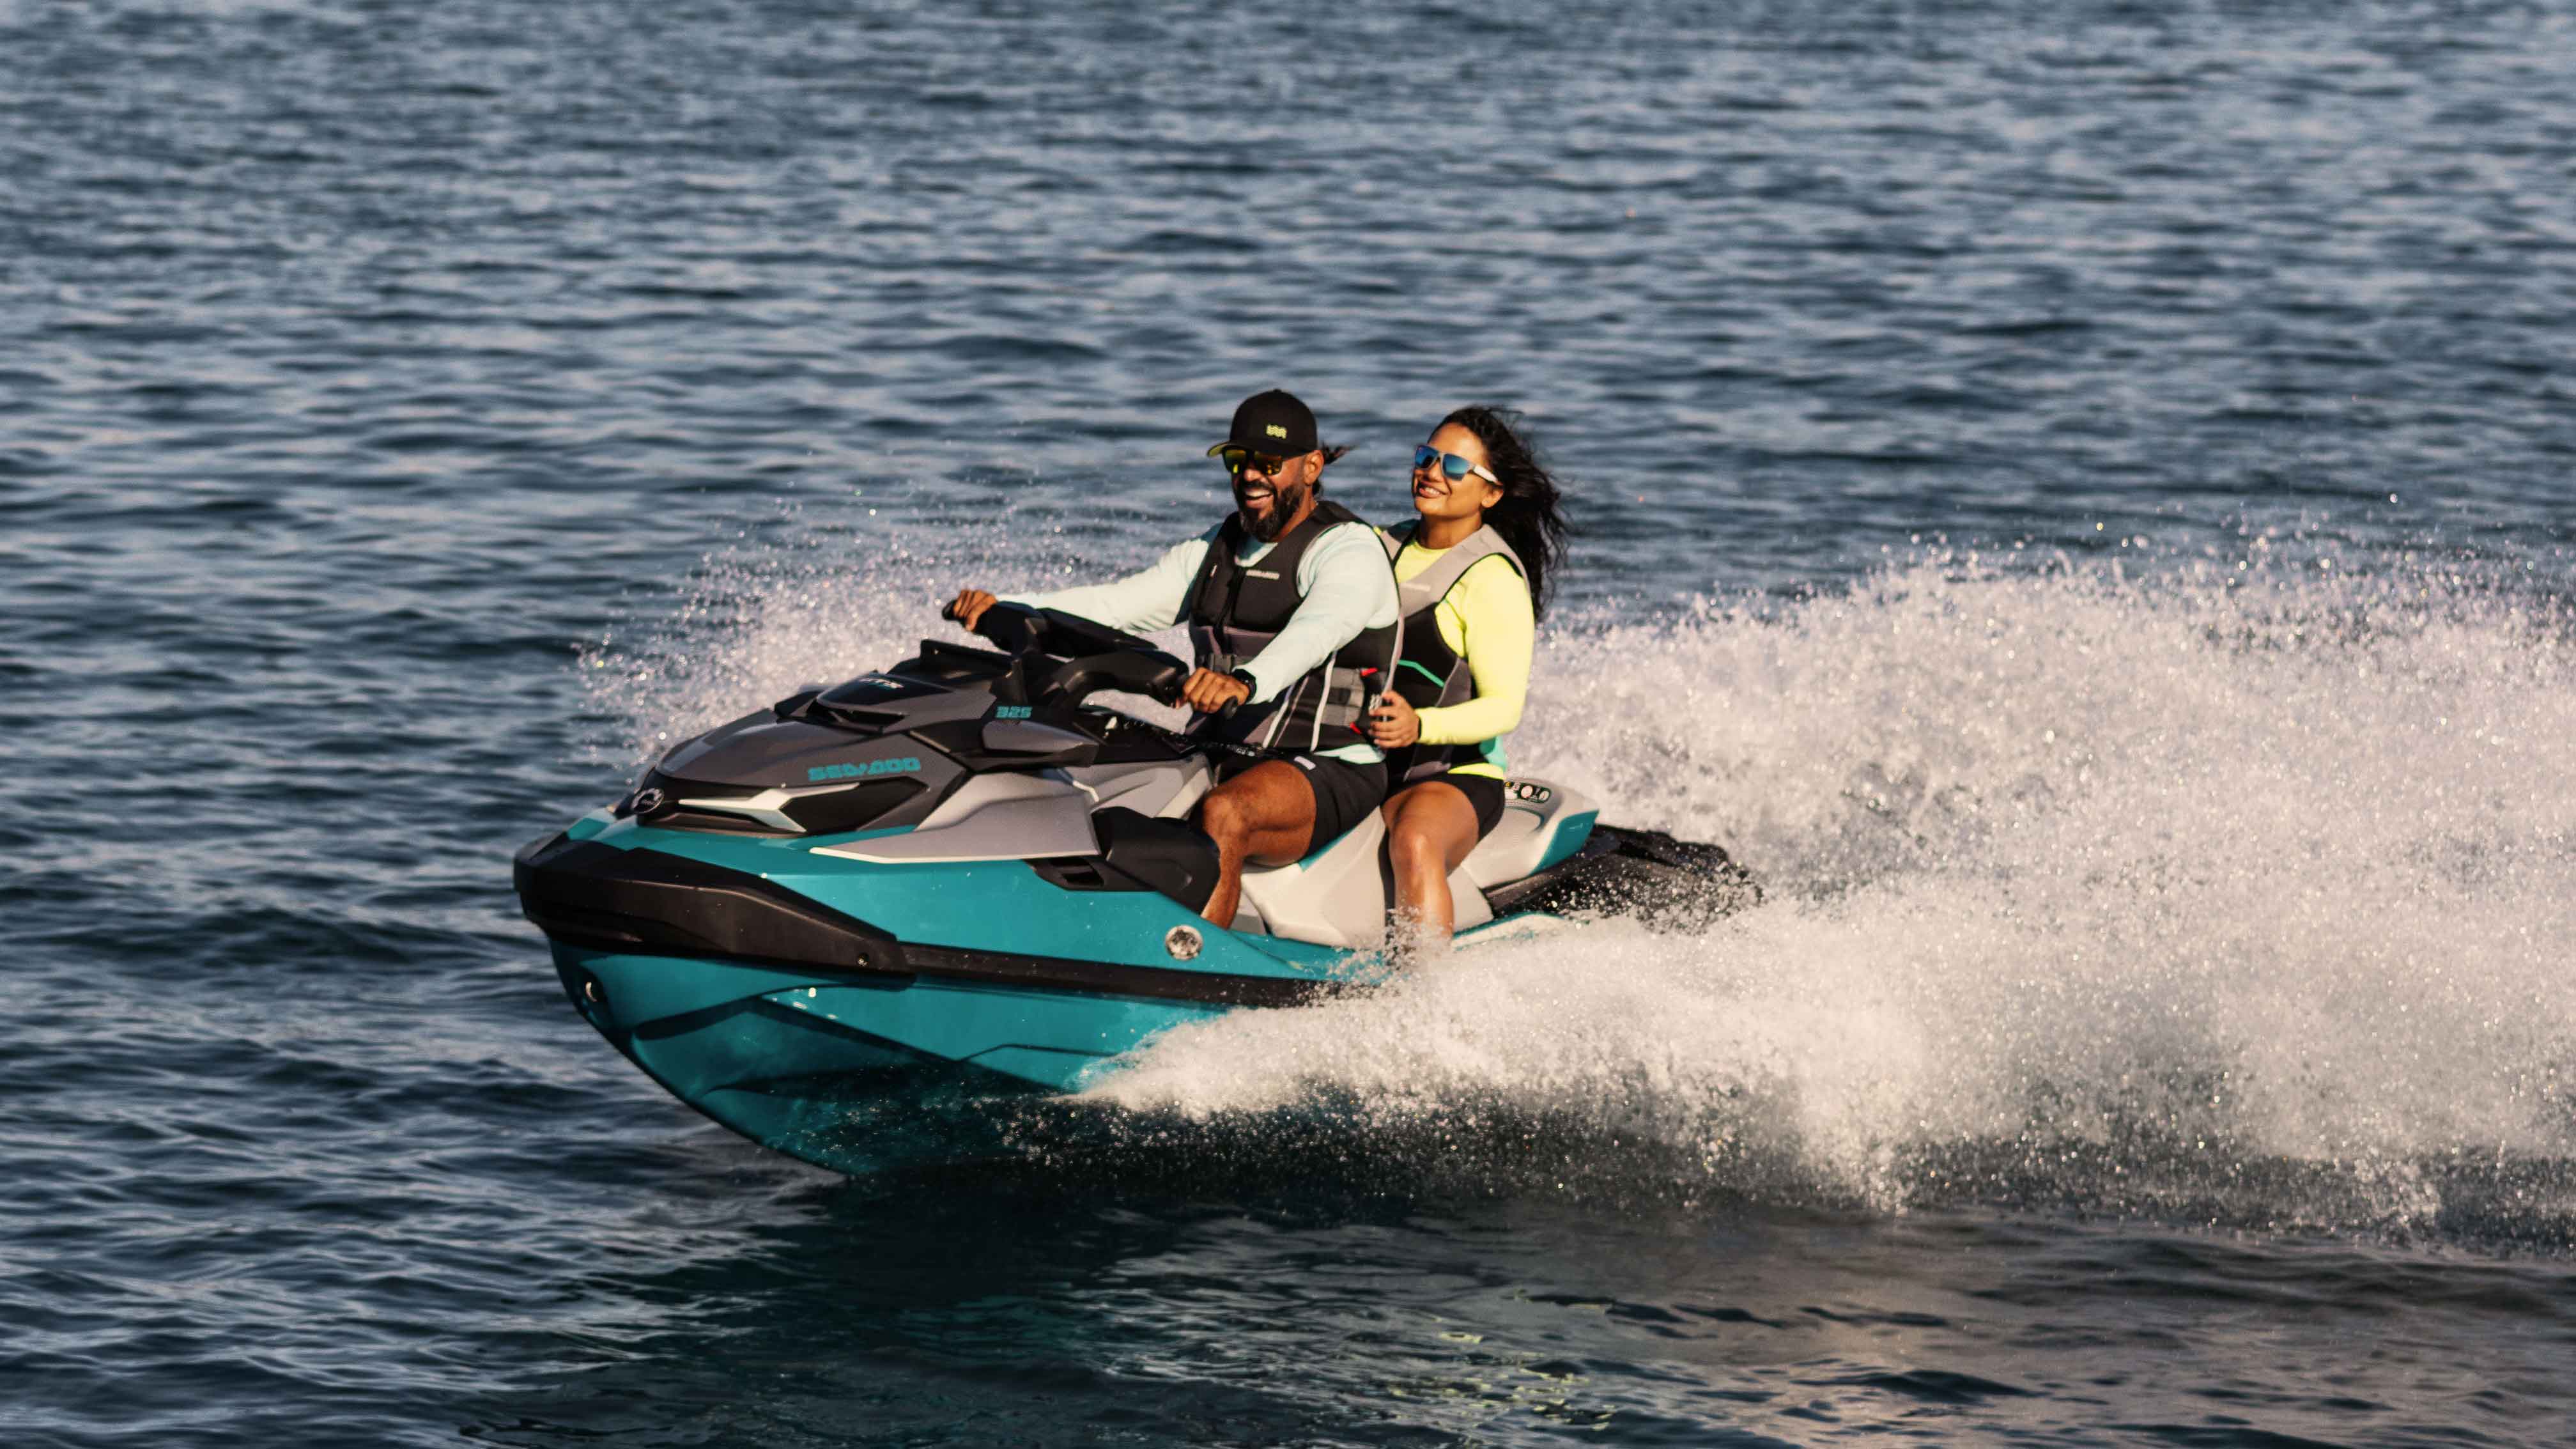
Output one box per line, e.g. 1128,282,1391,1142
1061,777,1603,953
1231,779,1600,949
1235,809,1401,946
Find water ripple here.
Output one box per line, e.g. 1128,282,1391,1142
8,0,2576,1445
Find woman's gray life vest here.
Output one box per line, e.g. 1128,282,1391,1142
1378,520,1527,785
1184,500,1403,752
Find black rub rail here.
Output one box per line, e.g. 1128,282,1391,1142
512,833,1335,1010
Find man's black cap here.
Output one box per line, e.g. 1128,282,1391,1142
1207,389,1319,457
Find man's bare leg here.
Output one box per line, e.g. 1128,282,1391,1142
1195,761,1319,927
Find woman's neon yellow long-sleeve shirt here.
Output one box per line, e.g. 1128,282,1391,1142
1390,538,1534,780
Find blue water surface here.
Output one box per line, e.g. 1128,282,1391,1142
5,1,2575,1445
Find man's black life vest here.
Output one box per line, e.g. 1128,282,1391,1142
1378,520,1527,785
1184,499,1401,752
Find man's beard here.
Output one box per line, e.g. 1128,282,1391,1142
1241,474,1311,543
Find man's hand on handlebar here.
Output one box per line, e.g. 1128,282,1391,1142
946,589,999,631
1179,668,1251,715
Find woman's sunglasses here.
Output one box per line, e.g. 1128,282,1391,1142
1415,444,1499,485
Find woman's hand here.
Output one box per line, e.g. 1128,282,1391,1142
946,589,998,630
1367,692,1419,748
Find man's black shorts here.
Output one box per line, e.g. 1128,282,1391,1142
1217,752,1387,854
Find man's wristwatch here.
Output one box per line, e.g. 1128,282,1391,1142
1226,667,1258,698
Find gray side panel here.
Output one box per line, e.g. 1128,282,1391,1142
1064,760,1212,821
1461,779,1601,888
811,773,1100,863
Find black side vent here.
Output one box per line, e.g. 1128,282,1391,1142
1027,807,1219,912
782,779,925,835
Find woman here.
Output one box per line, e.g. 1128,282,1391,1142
1366,405,1570,948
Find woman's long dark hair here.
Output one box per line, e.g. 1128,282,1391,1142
1438,405,1570,621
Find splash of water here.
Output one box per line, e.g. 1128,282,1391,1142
1091,556,2576,1226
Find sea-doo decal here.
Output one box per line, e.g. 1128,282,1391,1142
808,757,923,782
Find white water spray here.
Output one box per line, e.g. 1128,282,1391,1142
1098,558,2576,1216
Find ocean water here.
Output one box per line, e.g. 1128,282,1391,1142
6,1,2576,1445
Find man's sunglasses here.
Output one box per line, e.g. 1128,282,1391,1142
1415,444,1499,485
1216,447,1297,477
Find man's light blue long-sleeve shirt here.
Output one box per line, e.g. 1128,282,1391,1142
1007,518,1398,765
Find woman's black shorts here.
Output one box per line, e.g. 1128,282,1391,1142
1417,770,1507,839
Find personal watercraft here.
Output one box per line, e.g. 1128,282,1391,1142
514,604,1756,1171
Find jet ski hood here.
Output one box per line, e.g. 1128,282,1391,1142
616,630,1173,839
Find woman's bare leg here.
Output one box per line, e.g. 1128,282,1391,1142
1380,779,1485,948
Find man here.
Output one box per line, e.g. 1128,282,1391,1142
948,389,1400,929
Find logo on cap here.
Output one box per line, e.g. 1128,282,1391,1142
1265,424,1287,438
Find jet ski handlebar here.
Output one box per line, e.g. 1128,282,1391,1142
945,598,1140,658
943,597,1046,655
1038,651,1188,710
942,600,1221,713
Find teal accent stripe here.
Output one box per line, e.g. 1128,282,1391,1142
1537,810,1597,871
1398,659,1446,688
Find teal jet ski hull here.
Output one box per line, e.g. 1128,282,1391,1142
520,814,1367,1174
546,943,1246,1172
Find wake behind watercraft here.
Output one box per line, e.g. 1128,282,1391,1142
514,604,1757,1171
